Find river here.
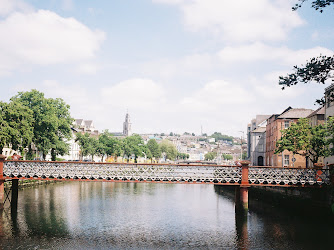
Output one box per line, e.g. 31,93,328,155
0,182,333,249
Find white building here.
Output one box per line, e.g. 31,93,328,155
247,115,270,166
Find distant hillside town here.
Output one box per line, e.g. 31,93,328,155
3,82,334,168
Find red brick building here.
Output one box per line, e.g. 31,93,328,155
265,107,313,167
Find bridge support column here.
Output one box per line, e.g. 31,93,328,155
235,161,250,214
0,155,5,210
11,179,19,211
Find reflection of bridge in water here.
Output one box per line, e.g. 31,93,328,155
0,157,332,213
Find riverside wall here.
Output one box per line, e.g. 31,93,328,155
214,185,334,218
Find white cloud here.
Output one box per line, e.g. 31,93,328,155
76,63,100,74
218,43,334,66
101,79,165,109
153,0,304,42
141,53,216,78
0,10,105,74
0,0,32,16
181,80,253,112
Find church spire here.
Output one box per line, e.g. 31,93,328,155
123,111,132,136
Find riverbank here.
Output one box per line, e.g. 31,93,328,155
4,179,62,189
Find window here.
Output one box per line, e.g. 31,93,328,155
284,121,289,129
284,155,289,167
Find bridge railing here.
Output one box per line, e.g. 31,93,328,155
3,160,242,184
248,166,330,185
2,160,332,186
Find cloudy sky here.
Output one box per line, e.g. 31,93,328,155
0,0,333,136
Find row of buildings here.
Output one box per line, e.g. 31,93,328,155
247,84,334,168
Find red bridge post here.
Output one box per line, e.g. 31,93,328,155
0,155,5,210
235,160,250,214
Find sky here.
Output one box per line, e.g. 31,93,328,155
0,0,333,137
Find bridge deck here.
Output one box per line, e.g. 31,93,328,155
3,160,331,187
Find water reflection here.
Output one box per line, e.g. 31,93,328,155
0,182,332,249
215,185,334,250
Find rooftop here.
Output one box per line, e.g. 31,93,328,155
278,108,313,119
307,106,325,118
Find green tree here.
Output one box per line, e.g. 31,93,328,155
0,100,34,155
147,139,161,159
177,152,189,160
325,116,334,156
210,132,234,142
308,123,330,163
275,118,330,165
49,98,73,161
122,134,146,162
159,139,177,160
75,133,98,160
205,152,217,161
275,119,311,158
97,130,121,160
12,90,73,160
222,153,233,161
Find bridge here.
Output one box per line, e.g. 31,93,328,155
0,156,332,213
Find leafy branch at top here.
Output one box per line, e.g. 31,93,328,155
293,0,334,12
279,55,334,105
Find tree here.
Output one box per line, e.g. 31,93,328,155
279,1,334,105
75,133,98,161
275,119,311,158
169,132,174,136
122,134,146,161
159,140,177,160
205,152,217,161
147,139,161,159
222,154,233,161
275,118,330,165
0,100,34,155
308,123,330,163
279,55,334,105
210,132,234,142
177,152,189,160
325,116,334,156
48,98,73,161
11,90,73,160
293,0,334,12
97,130,120,161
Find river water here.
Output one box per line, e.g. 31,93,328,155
0,182,333,249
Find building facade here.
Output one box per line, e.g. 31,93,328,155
247,115,270,165
265,107,313,168
325,84,334,165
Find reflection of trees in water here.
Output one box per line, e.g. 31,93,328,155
22,186,69,237
213,185,236,201
74,181,176,202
